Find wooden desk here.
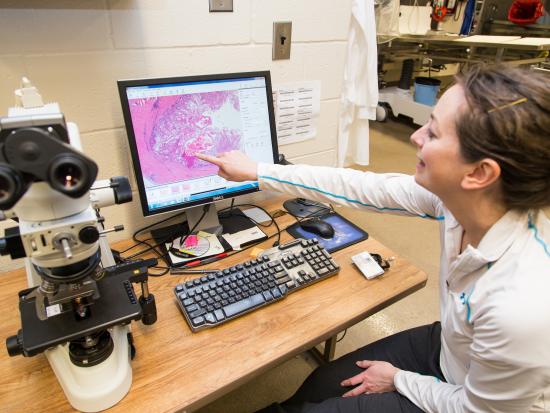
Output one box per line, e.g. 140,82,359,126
0,201,427,413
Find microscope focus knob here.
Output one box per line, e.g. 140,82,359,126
79,226,100,244
6,330,24,357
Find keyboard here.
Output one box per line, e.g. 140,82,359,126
174,238,340,332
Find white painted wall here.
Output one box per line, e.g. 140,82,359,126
0,0,352,270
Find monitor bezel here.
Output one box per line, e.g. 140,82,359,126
117,71,279,217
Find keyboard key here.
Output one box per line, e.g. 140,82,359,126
174,238,340,331
223,293,266,318
275,271,289,279
192,316,205,326
190,308,206,318
317,268,329,276
185,304,198,313
214,309,225,321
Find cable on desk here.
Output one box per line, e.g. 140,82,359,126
112,211,189,274
116,202,291,276
169,206,296,275
122,205,209,266
171,204,209,251
218,202,283,247
285,200,336,225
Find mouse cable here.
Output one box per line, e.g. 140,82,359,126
287,203,336,225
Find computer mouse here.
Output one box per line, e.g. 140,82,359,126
299,218,335,239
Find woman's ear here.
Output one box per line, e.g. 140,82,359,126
461,158,501,191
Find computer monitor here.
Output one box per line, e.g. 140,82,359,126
118,71,279,235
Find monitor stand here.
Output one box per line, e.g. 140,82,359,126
186,203,223,235
149,203,262,266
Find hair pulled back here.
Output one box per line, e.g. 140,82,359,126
454,65,550,210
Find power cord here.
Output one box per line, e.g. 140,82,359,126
114,202,285,276
173,204,210,251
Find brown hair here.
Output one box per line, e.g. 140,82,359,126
454,64,550,210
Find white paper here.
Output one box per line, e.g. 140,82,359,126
223,227,266,250
243,207,272,224
506,37,550,46
273,80,321,145
46,304,62,318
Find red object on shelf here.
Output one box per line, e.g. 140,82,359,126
508,0,545,25
432,1,448,22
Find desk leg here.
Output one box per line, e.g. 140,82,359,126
495,47,504,63
309,335,337,364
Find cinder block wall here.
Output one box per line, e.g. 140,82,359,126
0,0,352,270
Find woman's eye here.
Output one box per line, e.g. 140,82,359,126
427,129,437,139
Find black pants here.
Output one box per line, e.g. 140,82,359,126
258,322,444,413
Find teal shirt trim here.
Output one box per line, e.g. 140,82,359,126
259,175,445,221
460,286,476,323
528,213,550,258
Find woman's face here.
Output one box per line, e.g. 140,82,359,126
410,84,471,199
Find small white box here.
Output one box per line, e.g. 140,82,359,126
352,251,385,280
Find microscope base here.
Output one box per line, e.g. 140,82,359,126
46,324,132,412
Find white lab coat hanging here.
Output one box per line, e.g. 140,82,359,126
337,0,378,167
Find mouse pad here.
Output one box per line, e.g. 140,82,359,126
286,211,368,253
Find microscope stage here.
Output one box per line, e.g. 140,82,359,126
17,270,142,356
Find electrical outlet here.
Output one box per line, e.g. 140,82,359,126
273,21,292,60
209,0,233,12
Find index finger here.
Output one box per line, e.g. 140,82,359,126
342,383,368,398
341,372,365,387
195,152,222,166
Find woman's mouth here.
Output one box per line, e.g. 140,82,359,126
416,155,425,170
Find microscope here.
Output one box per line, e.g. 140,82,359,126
0,79,157,412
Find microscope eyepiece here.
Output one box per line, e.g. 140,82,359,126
0,164,28,210
48,154,94,198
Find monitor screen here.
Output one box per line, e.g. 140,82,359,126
118,71,279,217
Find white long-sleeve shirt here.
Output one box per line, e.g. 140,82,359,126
257,163,550,412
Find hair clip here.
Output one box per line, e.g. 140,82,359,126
488,97,528,113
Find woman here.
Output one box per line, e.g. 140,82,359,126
196,65,550,412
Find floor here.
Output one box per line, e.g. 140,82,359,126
195,119,442,413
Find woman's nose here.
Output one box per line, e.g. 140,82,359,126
410,126,424,147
